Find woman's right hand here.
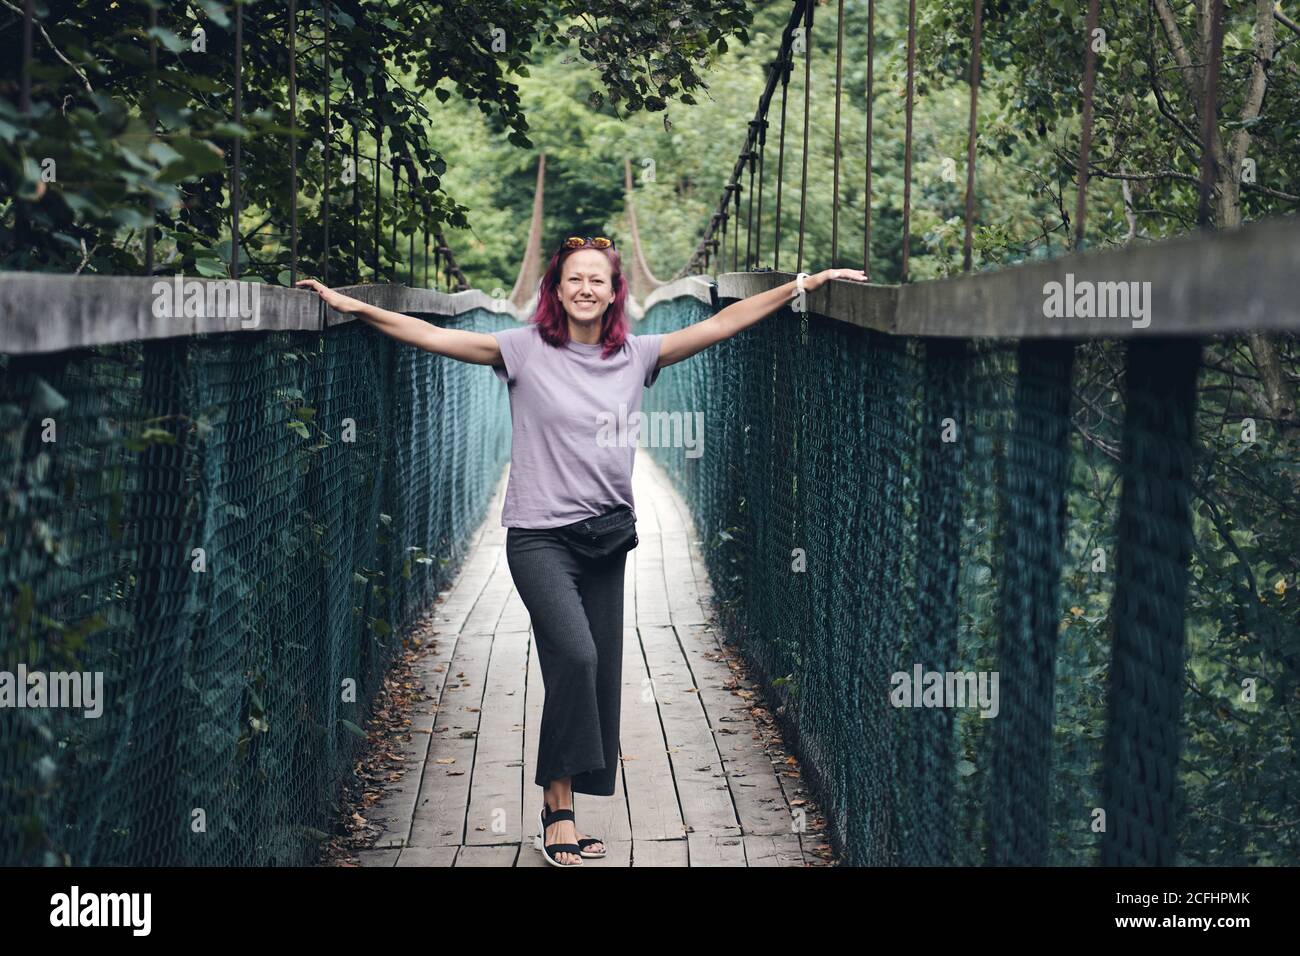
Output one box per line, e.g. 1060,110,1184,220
295,278,364,315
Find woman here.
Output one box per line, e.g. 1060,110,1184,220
297,237,867,866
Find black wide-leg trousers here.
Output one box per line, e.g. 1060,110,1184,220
505,527,627,797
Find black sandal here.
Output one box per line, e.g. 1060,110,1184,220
576,834,607,858
535,802,583,867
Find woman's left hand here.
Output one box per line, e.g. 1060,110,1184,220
807,268,870,291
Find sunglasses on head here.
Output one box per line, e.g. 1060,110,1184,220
561,236,616,251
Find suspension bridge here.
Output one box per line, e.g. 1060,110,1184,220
2,0,1298,869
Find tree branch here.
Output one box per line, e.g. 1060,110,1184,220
1228,1,1277,181
1276,5,1300,38
0,0,94,98
1087,165,1300,201
1152,0,1201,105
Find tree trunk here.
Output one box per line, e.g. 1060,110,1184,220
1201,0,1298,438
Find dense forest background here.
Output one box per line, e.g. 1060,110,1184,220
2,0,1297,865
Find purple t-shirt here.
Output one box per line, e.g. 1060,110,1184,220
491,323,667,528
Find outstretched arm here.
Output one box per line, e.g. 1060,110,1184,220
655,268,868,371
295,279,501,366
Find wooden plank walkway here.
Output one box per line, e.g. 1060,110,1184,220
353,448,823,867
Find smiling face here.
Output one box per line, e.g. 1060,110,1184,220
555,248,615,325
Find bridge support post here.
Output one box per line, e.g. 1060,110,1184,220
846,329,913,865
1101,337,1201,865
902,338,967,864
130,340,202,863
985,339,1076,865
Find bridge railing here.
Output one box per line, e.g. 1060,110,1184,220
4,0,1297,872
0,285,522,865
640,210,1299,866
642,0,1299,867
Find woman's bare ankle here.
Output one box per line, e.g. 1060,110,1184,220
544,778,573,811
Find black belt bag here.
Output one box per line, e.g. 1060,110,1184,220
554,504,638,560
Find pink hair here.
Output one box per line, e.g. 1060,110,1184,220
528,243,630,360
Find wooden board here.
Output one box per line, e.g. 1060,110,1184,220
352,450,814,866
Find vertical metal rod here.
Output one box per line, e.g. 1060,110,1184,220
721,192,728,271
962,0,984,274
20,0,33,114
774,37,790,271
831,0,845,267
391,159,399,283
289,0,298,284
424,228,430,288
755,117,767,268
733,184,740,272
720,209,727,274
1074,0,1101,249
373,128,382,279
351,127,360,281
322,0,331,284
863,0,875,274
232,0,242,281
408,186,415,286
901,0,916,282
1198,0,1225,229
796,0,812,274
745,134,756,270
146,3,158,274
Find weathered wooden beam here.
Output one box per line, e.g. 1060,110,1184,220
0,278,525,355
717,213,1300,338
4,214,1298,353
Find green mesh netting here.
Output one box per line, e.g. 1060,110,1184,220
2,290,1292,868
636,294,1233,867
0,309,514,865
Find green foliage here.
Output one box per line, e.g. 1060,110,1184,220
2,0,755,281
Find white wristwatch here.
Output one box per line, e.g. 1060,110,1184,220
794,272,809,298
